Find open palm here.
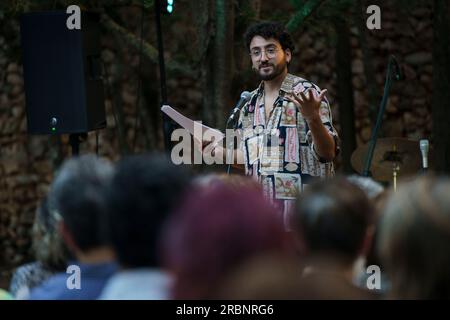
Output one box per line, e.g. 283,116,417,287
287,88,327,121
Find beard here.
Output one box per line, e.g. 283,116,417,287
255,60,287,81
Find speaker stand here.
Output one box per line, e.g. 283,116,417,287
69,133,87,156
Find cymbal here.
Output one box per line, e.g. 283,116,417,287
351,138,422,182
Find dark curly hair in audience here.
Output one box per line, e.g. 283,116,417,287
106,154,191,268
244,21,295,53
293,177,373,264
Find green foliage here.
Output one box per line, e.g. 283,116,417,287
289,0,309,10
0,0,154,15
286,0,356,34
286,0,325,32
393,0,429,13
235,0,258,25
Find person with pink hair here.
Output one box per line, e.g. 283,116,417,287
161,178,292,299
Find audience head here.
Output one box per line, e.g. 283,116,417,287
49,154,113,255
346,175,388,265
292,177,373,265
218,253,303,299
162,176,288,299
346,175,384,201
378,175,450,299
106,153,190,269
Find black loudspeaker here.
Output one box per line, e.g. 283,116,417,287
20,11,106,134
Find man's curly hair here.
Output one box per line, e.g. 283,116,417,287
244,21,295,53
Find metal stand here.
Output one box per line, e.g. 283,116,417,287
363,55,402,177
225,117,240,175
69,133,87,157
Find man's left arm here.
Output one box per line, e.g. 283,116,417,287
286,88,339,162
305,110,337,162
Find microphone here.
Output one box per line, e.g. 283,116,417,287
227,91,252,123
420,139,429,171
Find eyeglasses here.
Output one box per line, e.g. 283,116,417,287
249,47,281,59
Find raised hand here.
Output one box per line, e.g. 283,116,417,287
286,88,327,121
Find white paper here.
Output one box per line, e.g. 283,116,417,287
161,105,225,142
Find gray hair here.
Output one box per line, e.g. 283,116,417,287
48,154,114,251
346,175,384,200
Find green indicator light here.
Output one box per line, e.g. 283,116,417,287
167,5,173,13
51,127,56,132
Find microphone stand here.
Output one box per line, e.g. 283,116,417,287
224,92,251,174
69,133,87,157
362,55,401,177
225,116,239,175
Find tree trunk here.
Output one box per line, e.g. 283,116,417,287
432,0,450,173
334,17,357,173
140,61,160,150
112,79,131,155
109,34,131,155
101,13,197,77
191,0,234,130
190,0,215,127
213,0,234,129
250,0,262,19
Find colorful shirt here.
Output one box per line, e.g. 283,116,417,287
238,73,339,228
